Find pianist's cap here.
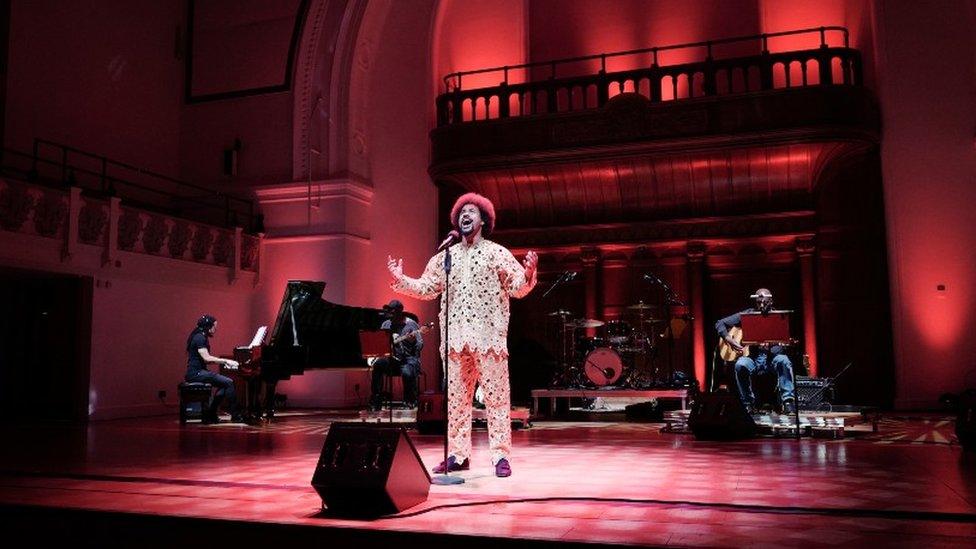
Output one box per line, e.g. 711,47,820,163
383,299,404,312
749,288,773,299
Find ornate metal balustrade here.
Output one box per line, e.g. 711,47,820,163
0,139,258,232
436,27,861,127
0,177,260,274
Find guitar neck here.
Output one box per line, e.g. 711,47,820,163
393,323,432,344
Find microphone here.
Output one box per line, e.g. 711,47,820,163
436,230,460,252
563,271,578,281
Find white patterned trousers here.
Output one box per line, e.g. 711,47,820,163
447,349,511,464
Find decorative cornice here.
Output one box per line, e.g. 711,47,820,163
795,236,817,255
579,246,601,266
686,241,707,261
252,177,374,206
498,211,816,251
263,231,370,244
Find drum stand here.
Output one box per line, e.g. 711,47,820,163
619,301,661,389
662,299,691,388
642,274,690,388
542,272,580,389
548,316,580,388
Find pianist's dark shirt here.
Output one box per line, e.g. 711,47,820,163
186,331,211,373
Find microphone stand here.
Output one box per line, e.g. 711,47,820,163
542,271,572,387
431,243,463,486
541,271,578,387
541,270,573,298
644,274,686,388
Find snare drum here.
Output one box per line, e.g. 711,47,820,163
583,347,624,386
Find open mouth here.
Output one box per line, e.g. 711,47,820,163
460,217,474,232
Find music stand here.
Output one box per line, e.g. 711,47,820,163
359,329,393,421
739,311,792,345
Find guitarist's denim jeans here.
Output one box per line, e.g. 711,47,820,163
734,352,795,408
370,357,420,406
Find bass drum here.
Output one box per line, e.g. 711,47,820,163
583,347,624,387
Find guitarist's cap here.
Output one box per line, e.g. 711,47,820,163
383,299,404,312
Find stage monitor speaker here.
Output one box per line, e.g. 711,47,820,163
311,423,431,516
416,391,446,435
689,392,756,440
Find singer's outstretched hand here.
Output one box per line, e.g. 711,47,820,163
387,255,403,282
523,250,538,280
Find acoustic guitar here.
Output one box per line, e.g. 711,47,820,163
717,325,749,362
392,321,434,358
393,321,434,345
717,325,796,362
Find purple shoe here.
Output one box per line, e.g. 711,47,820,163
495,458,512,477
432,456,469,474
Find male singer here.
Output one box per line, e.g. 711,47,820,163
387,193,537,477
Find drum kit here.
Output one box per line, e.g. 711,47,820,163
548,301,674,389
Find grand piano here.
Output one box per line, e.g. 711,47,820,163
228,280,386,418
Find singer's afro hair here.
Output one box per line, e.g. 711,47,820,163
450,192,495,237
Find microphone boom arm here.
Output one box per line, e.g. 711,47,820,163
542,270,576,298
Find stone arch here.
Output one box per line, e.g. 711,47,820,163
291,0,371,182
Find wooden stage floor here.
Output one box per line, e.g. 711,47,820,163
0,410,974,547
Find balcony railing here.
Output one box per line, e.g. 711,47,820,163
0,138,258,232
0,176,260,273
436,27,862,127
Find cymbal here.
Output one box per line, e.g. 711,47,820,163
627,301,659,311
566,318,605,328
547,309,574,317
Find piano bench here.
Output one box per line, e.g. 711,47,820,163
178,382,213,424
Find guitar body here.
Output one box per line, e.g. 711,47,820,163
391,322,434,359
717,325,749,362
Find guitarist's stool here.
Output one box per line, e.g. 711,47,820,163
178,382,213,424
376,358,413,409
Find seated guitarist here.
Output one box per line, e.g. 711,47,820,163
369,299,423,410
715,288,796,414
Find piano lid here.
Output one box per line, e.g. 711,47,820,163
266,280,386,371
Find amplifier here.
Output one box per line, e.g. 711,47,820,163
796,376,833,408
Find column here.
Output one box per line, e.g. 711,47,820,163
796,237,818,377
580,246,601,336
686,242,706,390
103,196,120,267
63,186,81,262
232,226,243,283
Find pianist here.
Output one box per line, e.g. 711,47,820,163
387,193,537,478
369,299,422,410
184,314,245,424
